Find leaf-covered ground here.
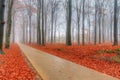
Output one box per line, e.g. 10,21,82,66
29,44,120,79
0,44,39,80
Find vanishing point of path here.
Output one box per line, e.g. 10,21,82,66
18,44,119,80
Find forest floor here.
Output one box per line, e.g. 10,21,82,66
0,44,41,80
29,43,120,79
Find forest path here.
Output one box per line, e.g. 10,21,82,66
18,44,119,80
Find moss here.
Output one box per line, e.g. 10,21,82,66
112,56,120,63
117,51,120,55
115,48,120,51
99,56,111,62
115,48,120,55
106,50,115,53
97,50,105,54
97,49,115,54
0,50,4,54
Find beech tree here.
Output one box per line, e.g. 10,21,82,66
113,0,118,46
41,0,45,45
66,0,72,46
50,0,60,44
28,0,32,43
5,0,14,48
82,0,85,45
0,0,5,52
75,0,82,45
94,0,97,45
37,0,41,45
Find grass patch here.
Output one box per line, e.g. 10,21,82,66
115,48,120,51
106,50,115,53
97,49,115,54
117,51,120,55
0,50,5,54
115,48,120,55
99,56,112,62
112,56,120,63
97,50,105,54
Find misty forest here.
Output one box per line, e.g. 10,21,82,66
0,0,120,80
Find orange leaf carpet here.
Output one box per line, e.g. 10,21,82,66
29,44,120,79
0,44,37,80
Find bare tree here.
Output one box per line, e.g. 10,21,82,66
5,0,14,48
113,0,118,46
37,0,41,45
98,0,102,44
0,0,5,52
41,0,45,45
50,0,60,44
75,0,82,45
66,0,72,46
82,0,85,45
94,0,97,45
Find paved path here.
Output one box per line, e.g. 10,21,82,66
18,44,119,80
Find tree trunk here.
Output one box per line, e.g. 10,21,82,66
88,0,90,44
54,15,57,43
82,0,85,45
12,11,15,43
110,14,113,42
98,12,101,44
94,0,97,45
41,0,45,46
0,0,5,52
76,1,81,45
66,0,72,46
51,8,54,44
5,0,14,48
37,0,41,45
113,0,118,46
102,14,105,43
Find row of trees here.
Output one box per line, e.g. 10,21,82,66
0,0,14,51
0,0,120,50
65,0,119,46
18,0,119,46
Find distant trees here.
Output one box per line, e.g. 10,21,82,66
87,0,91,44
3,0,120,46
75,0,82,45
22,0,120,46
50,0,60,44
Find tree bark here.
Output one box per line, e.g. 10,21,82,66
94,0,97,45
5,0,13,48
66,0,72,46
37,0,41,45
82,0,85,45
113,0,118,46
0,0,5,51
41,0,45,45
